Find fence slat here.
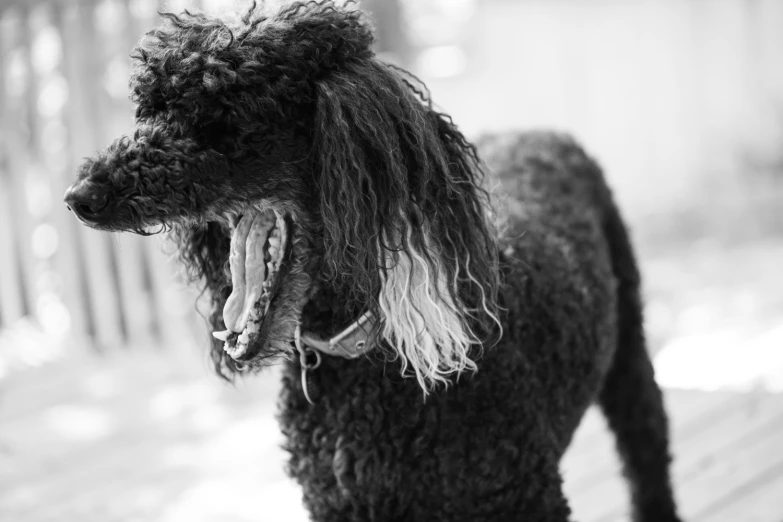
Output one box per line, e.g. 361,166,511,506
141,240,199,352
0,7,40,328
0,11,28,326
0,183,26,325
120,0,202,352
111,234,155,347
39,3,93,343
59,0,125,350
90,0,155,348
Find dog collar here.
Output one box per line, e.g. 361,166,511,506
298,310,375,359
295,311,374,405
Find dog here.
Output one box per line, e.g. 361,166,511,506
64,2,682,520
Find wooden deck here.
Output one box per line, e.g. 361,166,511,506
1,347,782,522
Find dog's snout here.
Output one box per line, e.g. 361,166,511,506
64,180,110,223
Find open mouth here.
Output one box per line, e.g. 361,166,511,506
211,208,290,359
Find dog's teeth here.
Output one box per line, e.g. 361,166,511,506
237,213,271,331
212,329,232,342
238,330,249,344
268,238,280,263
232,343,248,358
222,339,247,359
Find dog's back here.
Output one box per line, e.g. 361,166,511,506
482,131,620,445
489,131,680,520
279,131,681,522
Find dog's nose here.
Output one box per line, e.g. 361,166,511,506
64,180,110,224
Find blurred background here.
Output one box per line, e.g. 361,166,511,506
1,0,781,520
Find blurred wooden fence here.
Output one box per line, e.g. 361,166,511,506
0,0,206,351
1,0,782,352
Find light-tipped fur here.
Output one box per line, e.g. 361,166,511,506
378,226,480,392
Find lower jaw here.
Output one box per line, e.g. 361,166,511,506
220,290,282,362
224,276,283,359
221,248,318,365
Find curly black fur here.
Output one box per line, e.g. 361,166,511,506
64,2,682,520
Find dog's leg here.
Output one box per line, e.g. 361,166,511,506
598,200,682,522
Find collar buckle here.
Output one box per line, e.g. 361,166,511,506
300,311,374,359
295,324,322,405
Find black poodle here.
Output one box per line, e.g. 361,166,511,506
64,2,682,520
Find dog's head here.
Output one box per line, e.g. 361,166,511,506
64,1,500,393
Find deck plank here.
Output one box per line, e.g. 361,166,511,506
698,461,783,522
679,406,783,519
563,389,742,491
582,389,783,521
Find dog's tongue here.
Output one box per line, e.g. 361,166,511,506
222,211,276,333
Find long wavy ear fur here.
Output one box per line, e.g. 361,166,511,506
312,46,501,392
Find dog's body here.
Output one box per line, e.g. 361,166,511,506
278,132,678,521
64,3,681,520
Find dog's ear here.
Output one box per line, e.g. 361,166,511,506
168,222,242,376
311,59,502,393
